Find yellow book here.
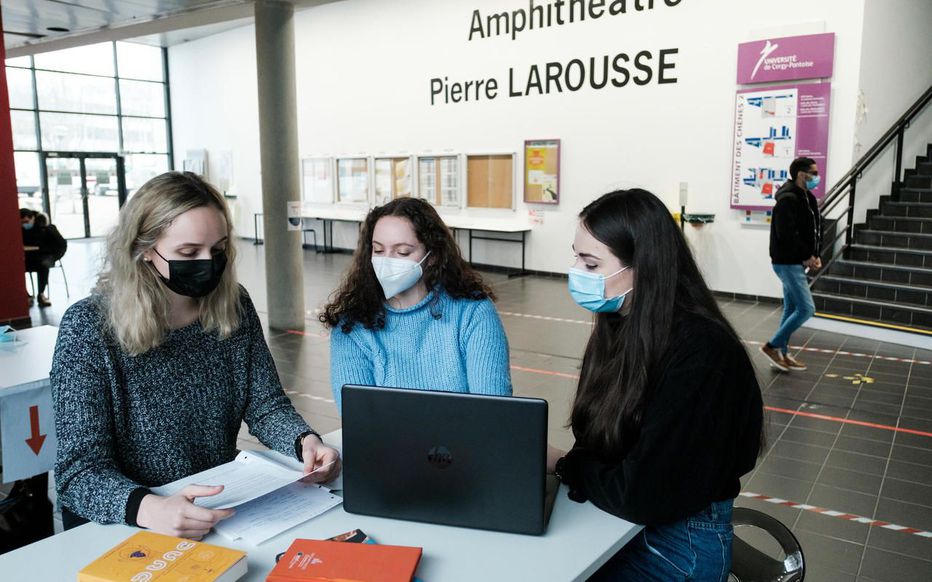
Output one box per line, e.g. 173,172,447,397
78,531,247,582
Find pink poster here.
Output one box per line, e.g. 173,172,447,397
737,33,835,84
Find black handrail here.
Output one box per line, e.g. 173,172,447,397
820,84,932,210
810,83,932,287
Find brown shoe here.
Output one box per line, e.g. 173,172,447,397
783,353,808,371
760,344,789,372
38,294,52,308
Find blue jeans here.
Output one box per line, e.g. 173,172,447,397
589,499,734,581
769,264,815,354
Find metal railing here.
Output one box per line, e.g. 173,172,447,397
810,83,932,287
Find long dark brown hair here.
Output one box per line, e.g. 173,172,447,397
319,197,494,333
571,189,745,457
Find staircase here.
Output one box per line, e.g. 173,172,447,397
811,144,932,333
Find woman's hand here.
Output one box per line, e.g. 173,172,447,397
301,434,342,483
136,485,235,539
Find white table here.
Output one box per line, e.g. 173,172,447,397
301,207,368,253
0,325,59,482
443,216,533,277
0,430,640,581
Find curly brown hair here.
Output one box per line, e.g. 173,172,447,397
320,198,495,333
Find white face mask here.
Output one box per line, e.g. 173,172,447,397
371,251,431,299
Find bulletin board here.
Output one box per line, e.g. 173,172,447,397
523,139,560,204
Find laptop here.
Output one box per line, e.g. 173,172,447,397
341,385,559,535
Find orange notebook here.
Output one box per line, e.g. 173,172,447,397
78,531,247,582
266,539,422,582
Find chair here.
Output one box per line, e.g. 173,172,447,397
26,259,70,300
729,507,805,582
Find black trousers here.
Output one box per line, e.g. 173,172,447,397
61,506,90,530
24,253,56,296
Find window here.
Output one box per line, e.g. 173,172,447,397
6,40,170,158
11,110,38,150
119,79,166,117
6,67,34,109
40,112,119,152
302,158,334,204
373,157,412,206
467,154,514,209
122,117,168,153
117,42,164,82
36,70,117,114
418,155,460,207
14,152,42,212
337,158,369,204
34,43,115,76
126,154,170,198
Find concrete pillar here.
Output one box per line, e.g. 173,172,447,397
254,0,305,330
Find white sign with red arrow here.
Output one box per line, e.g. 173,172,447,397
0,386,57,483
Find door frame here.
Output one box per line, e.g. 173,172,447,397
39,151,127,239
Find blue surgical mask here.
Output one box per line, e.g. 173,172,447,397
372,251,431,299
22,222,34,230
568,266,632,313
805,175,820,190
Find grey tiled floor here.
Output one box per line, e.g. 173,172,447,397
20,239,932,580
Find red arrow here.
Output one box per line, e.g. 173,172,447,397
26,405,46,456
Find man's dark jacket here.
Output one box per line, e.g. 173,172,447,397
769,180,822,265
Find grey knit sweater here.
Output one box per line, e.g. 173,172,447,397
50,290,312,525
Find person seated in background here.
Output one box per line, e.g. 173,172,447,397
549,189,764,581
21,208,68,307
320,197,512,412
51,172,340,538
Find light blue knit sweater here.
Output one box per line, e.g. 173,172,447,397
330,289,512,412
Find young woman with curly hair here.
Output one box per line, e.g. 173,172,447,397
320,197,512,411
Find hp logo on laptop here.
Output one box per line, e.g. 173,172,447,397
427,446,453,469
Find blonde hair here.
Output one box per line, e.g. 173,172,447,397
96,171,241,355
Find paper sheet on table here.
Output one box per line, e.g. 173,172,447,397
213,480,343,545
151,450,301,509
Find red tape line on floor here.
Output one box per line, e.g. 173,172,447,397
507,365,932,438
497,312,931,365
739,491,932,539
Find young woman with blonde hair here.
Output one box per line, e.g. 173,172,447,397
51,171,339,538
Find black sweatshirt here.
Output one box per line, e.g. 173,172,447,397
769,180,822,265
559,314,763,527
22,224,68,259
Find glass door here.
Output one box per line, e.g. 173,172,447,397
45,157,85,239
85,157,120,237
42,153,127,239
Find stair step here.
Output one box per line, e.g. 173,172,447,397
855,229,932,251
848,244,932,268
898,187,932,203
868,215,932,235
813,275,932,307
879,200,932,219
905,172,931,187
812,292,932,331
828,260,932,287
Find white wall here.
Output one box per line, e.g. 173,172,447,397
850,0,932,224
170,0,875,298
169,24,262,237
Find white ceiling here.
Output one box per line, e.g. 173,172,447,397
2,0,335,56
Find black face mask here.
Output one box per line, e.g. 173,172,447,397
152,248,227,298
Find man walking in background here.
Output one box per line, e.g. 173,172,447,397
761,157,823,372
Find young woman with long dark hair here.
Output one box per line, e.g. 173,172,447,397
550,189,763,580
320,197,511,410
